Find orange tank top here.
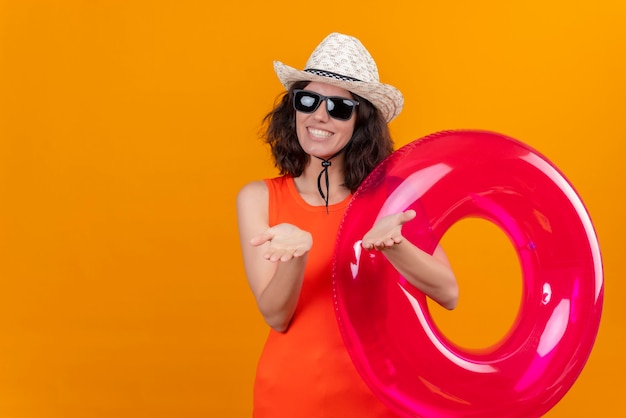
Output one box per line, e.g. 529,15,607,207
253,176,397,418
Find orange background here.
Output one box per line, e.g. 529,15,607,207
1,1,624,417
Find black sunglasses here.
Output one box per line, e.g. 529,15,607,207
293,89,359,121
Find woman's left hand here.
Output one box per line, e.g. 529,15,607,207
362,210,416,251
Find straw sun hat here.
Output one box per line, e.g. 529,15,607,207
273,32,404,122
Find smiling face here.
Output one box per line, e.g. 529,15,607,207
295,81,357,161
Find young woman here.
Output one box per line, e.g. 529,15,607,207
237,32,458,417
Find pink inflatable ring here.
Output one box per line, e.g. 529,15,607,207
332,130,603,418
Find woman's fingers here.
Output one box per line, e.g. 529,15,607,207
362,210,415,250
253,223,312,262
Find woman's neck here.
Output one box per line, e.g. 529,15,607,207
293,158,350,207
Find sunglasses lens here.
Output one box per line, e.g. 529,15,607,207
293,90,357,121
327,98,355,120
294,91,321,113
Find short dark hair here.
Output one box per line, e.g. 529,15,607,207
262,81,394,192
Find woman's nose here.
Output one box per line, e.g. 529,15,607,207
312,99,329,121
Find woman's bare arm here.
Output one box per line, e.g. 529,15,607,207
236,181,312,331
361,210,458,309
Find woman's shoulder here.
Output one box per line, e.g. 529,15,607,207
238,176,292,197
237,176,295,211
237,180,268,205
236,180,270,224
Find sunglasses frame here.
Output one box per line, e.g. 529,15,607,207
292,89,360,121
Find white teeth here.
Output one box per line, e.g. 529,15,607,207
308,128,332,138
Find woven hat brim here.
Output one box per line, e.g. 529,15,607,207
274,61,404,123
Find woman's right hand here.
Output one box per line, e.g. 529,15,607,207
251,223,313,262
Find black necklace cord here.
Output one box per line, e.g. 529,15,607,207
314,143,349,214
